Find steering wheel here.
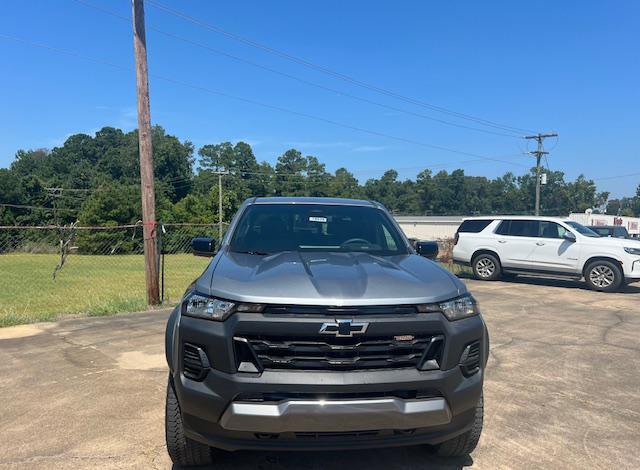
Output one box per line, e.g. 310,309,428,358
341,238,371,246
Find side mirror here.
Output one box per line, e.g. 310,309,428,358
416,240,439,260
563,232,576,242
192,237,216,257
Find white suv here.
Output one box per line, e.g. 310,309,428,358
452,216,640,292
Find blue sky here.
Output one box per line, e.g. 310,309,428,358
1,0,638,197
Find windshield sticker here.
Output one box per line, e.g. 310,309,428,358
309,216,327,223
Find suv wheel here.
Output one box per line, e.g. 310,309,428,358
584,260,623,292
432,394,483,457
165,376,213,467
472,254,501,281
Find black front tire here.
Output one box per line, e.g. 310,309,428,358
433,394,484,457
472,254,502,281
165,376,213,467
584,260,623,292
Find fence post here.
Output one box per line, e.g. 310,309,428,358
157,224,164,303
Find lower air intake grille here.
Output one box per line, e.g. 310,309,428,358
236,334,444,371
295,431,380,440
182,343,210,381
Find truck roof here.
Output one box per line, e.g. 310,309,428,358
461,215,571,222
250,197,380,207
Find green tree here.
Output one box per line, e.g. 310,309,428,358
275,149,307,196
329,168,362,199
198,142,233,171
2,125,630,226
306,156,331,197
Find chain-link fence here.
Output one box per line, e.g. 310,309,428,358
0,223,226,326
158,223,227,304
0,223,466,327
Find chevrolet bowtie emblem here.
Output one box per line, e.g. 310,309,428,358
319,319,369,337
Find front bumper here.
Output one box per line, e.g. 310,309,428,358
168,307,487,450
173,358,483,450
625,258,640,282
220,396,451,433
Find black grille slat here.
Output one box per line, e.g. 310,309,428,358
239,334,442,371
250,339,431,357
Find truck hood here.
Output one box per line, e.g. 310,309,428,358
202,250,465,306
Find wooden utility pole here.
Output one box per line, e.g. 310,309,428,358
525,132,558,216
132,0,159,305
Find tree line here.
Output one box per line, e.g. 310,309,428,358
1,125,638,230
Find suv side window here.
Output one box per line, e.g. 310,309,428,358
495,220,510,235
458,219,493,233
614,227,628,238
507,220,539,237
539,221,567,239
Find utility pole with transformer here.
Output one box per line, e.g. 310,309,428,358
525,132,558,215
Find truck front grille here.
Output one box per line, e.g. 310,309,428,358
236,334,444,371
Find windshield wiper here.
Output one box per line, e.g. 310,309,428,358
232,250,271,256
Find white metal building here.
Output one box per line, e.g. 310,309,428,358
394,212,640,240
568,211,640,236
394,216,464,240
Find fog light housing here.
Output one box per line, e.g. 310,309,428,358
459,341,481,377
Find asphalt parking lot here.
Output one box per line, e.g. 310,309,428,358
1,277,639,470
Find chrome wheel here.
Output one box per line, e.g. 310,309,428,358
589,265,615,288
476,258,496,278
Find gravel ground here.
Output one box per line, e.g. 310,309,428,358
1,276,639,469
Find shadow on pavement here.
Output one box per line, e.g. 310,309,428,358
458,271,640,294
173,447,472,469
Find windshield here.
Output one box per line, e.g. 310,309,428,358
565,221,600,237
230,204,409,255
590,227,611,237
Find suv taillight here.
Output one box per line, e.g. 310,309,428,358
454,232,460,245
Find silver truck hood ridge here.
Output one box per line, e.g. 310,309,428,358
203,250,464,306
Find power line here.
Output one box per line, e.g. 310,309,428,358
43,187,94,193
43,165,640,199
152,155,530,190
0,33,528,170
39,156,515,196
42,155,523,196
145,0,534,135
593,171,640,182
0,203,78,213
72,0,520,139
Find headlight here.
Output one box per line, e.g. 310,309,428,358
417,294,480,321
624,247,640,255
181,293,264,321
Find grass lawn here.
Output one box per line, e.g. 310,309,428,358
0,253,210,327
0,253,470,328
